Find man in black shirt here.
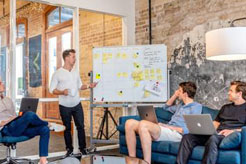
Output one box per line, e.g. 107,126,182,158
176,81,246,164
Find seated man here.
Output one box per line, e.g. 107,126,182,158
125,81,202,164
0,79,61,164
176,81,246,164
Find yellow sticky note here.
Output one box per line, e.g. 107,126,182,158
116,53,121,58
118,90,123,96
122,72,128,78
145,69,149,74
150,69,155,74
117,72,122,78
134,82,140,87
145,75,150,80
133,62,141,69
150,74,155,80
108,53,113,59
144,91,150,98
157,75,163,80
96,73,101,79
93,54,100,59
133,53,138,59
122,53,128,59
156,69,161,74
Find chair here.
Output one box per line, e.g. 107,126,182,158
0,131,34,164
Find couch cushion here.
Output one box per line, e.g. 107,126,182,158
169,142,240,164
155,107,173,122
201,106,219,120
119,135,171,153
219,132,241,149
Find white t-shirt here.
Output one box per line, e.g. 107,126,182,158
0,97,16,130
49,68,83,107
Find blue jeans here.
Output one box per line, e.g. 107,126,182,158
1,112,50,157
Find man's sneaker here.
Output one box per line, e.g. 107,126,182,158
49,123,65,132
64,149,74,158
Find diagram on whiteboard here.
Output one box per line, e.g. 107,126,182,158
92,44,168,102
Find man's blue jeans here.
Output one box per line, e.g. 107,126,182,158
1,112,50,157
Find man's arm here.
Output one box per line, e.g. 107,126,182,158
80,82,98,90
0,116,17,127
166,90,179,106
52,89,68,96
213,121,220,129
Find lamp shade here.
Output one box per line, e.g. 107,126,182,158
206,27,246,61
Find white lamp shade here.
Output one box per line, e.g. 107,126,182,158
206,27,246,61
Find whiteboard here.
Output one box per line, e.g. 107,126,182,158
92,44,168,102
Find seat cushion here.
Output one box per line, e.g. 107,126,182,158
201,106,219,120
219,132,241,149
119,135,171,153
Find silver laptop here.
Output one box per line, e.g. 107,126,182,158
137,105,158,124
183,114,217,135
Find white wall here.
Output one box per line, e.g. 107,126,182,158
35,0,135,45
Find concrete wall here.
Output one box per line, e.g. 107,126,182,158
135,0,246,109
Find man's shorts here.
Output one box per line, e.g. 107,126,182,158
155,126,182,142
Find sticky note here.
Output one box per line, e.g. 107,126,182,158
133,53,138,59
145,69,149,74
117,72,122,78
134,82,140,87
118,90,123,96
156,69,161,74
144,91,150,98
96,73,101,79
93,54,100,59
150,69,155,74
122,53,128,59
157,75,163,80
122,72,128,78
116,53,121,58
150,74,155,80
133,62,141,69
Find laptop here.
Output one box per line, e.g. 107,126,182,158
137,105,158,124
19,97,39,115
6,98,39,124
183,114,217,135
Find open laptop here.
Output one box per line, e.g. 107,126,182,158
19,98,39,115
6,98,39,124
183,114,217,135
137,105,158,124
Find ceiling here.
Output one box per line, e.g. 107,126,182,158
0,0,30,18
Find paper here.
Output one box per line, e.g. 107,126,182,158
144,81,163,96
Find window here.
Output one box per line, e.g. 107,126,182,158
47,7,73,28
17,23,25,38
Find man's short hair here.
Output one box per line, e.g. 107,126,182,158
231,81,246,100
179,81,197,99
62,49,76,61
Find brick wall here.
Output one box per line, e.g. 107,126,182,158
79,10,123,138
135,0,246,60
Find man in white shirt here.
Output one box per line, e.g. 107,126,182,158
49,49,97,157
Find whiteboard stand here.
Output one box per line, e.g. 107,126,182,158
88,71,126,153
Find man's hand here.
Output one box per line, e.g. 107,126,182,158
174,89,180,97
89,82,98,88
63,89,69,96
0,120,7,127
219,129,235,136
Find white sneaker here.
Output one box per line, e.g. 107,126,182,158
49,123,65,132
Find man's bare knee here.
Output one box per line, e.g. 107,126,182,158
125,119,139,131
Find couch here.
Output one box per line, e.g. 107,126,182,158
117,106,246,164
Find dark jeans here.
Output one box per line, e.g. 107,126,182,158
1,112,50,157
176,134,225,164
59,103,86,151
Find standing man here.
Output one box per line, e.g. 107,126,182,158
50,49,97,156
176,81,246,164
125,82,202,164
